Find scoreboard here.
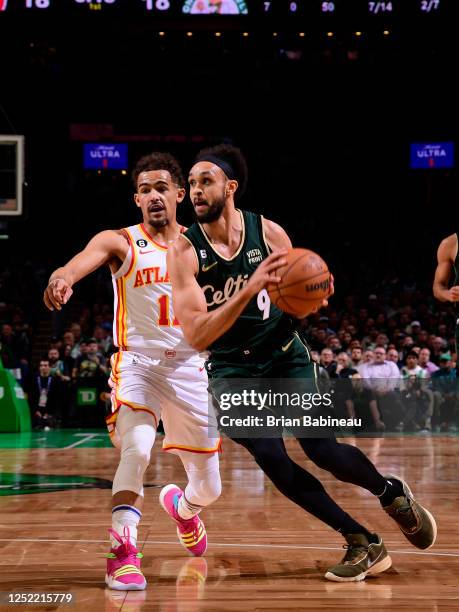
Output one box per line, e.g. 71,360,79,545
0,0,449,18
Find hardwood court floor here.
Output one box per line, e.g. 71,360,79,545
0,434,458,611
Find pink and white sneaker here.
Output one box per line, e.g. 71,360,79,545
159,484,207,557
105,526,147,591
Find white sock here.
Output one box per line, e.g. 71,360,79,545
177,494,202,520
111,504,141,548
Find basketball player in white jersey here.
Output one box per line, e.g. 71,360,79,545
44,152,221,591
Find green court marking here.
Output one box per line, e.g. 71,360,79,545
0,429,112,449
0,473,113,496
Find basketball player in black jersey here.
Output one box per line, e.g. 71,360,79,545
168,143,437,582
433,232,459,366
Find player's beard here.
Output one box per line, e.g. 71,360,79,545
148,215,169,229
194,196,225,223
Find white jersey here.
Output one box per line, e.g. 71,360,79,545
112,223,192,352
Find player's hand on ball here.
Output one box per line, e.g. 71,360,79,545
246,250,288,296
44,278,73,311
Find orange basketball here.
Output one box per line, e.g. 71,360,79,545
267,248,331,318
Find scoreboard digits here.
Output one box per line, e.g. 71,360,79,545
4,0,447,17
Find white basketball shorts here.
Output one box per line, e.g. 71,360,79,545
106,349,221,455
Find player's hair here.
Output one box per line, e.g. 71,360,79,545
132,152,185,189
406,351,419,359
195,143,248,199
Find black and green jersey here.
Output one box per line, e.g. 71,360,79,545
183,209,294,361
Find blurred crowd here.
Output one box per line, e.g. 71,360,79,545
301,289,457,434
25,316,115,430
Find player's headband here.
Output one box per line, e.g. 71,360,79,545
197,155,237,181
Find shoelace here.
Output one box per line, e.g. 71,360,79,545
107,526,143,564
183,519,200,538
391,503,417,530
341,543,367,564
173,497,202,543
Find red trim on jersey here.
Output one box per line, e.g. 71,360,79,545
114,280,122,348
123,229,136,278
139,223,187,249
115,278,127,350
140,223,168,251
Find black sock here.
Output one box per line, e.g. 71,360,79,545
338,516,378,544
378,478,404,506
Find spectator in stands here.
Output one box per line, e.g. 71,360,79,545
72,338,108,379
318,315,335,335
374,333,389,350
47,347,71,382
309,328,328,352
409,320,421,337
418,348,439,377
386,348,401,368
93,324,114,357
358,346,402,430
62,343,75,376
11,309,32,346
332,352,358,421
49,335,63,354
417,329,429,346
0,322,30,381
69,323,84,359
431,353,457,432
362,349,374,364
341,330,353,351
400,351,428,381
430,336,447,365
361,321,377,349
349,373,385,432
327,335,342,354
350,346,363,369
400,376,434,433
335,352,357,378
28,359,61,430
320,348,337,377
400,335,415,359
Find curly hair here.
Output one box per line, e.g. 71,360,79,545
132,152,185,189
195,143,248,199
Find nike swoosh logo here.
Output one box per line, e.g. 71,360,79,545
139,249,155,255
202,261,218,273
281,338,295,352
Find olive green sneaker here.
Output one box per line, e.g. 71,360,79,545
325,534,392,582
383,475,437,550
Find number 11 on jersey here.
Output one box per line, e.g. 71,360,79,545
157,295,180,326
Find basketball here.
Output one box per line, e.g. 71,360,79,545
267,248,331,317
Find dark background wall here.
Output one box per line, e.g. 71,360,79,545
1,4,458,299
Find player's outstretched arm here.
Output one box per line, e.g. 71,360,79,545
433,234,459,303
168,237,287,352
44,230,129,311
